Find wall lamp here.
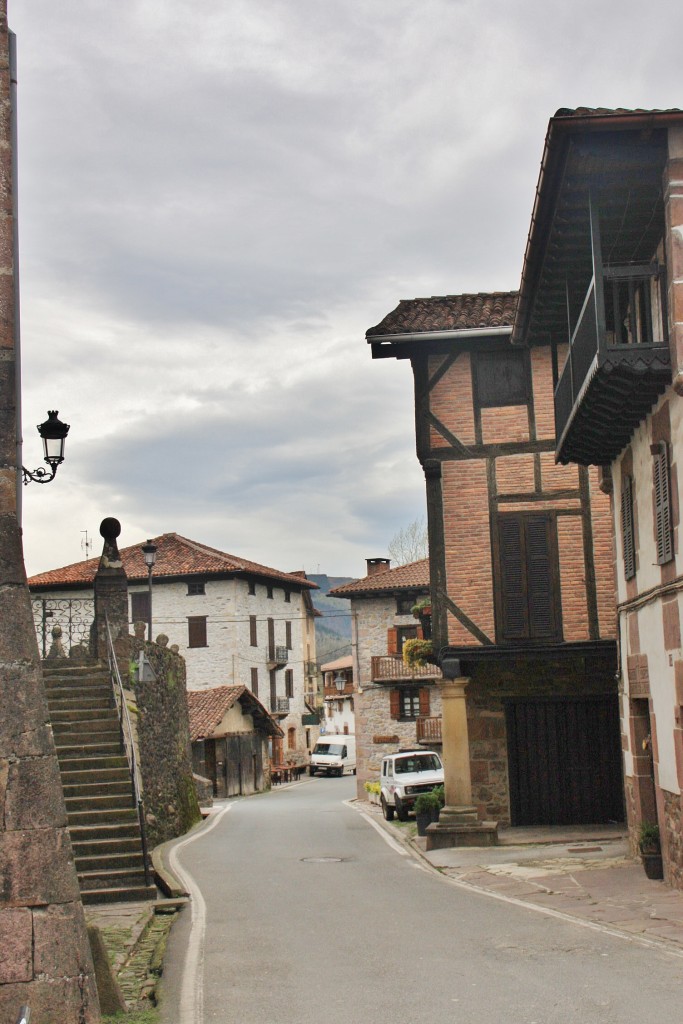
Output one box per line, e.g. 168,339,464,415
22,411,70,486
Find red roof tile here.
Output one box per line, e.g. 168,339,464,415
366,292,518,338
28,533,318,590
187,685,282,740
329,558,430,597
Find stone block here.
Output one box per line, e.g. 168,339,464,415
0,587,40,662
0,509,24,583
34,903,93,980
0,975,100,1024
4,756,67,830
0,908,32,982
0,828,80,906
0,662,54,757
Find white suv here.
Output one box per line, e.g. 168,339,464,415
380,749,444,821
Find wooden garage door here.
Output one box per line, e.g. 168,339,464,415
505,697,624,826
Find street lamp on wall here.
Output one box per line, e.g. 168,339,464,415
141,539,157,642
333,672,346,693
22,410,70,485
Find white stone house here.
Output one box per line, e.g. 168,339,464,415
28,533,320,758
329,558,442,800
320,655,355,736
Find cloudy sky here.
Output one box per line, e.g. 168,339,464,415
11,0,683,578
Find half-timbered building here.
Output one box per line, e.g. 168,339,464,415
368,292,621,826
514,106,683,883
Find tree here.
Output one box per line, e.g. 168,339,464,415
388,517,428,566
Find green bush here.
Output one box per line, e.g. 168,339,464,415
638,821,660,851
432,784,445,808
414,791,440,815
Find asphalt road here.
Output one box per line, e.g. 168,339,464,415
160,777,683,1024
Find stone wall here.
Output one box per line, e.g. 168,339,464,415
117,634,201,848
663,789,683,890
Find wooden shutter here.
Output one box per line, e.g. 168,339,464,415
416,625,424,641
285,621,292,650
131,591,150,623
285,669,293,698
389,689,400,720
654,444,673,564
419,688,430,715
498,513,559,641
188,616,207,648
621,474,636,580
387,628,398,655
498,516,528,639
249,615,257,646
250,667,259,697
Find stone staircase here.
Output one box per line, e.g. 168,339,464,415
43,661,156,904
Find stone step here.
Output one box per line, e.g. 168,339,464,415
57,742,123,759
67,807,138,827
72,836,143,858
75,851,145,873
48,692,114,710
70,822,142,842
53,720,121,739
78,867,150,891
43,669,109,684
81,884,157,906
66,793,136,813
58,754,129,772
51,706,120,723
61,766,131,785
63,780,133,799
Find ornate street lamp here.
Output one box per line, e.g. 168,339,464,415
22,410,70,485
141,539,158,642
334,672,346,693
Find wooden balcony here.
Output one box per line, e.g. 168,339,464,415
371,656,442,682
416,716,442,744
323,682,354,698
555,263,671,466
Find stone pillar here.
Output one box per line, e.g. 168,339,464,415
93,517,129,661
426,675,498,850
0,7,100,1019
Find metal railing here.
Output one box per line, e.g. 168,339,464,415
371,656,443,681
31,596,94,659
268,645,289,665
104,612,151,886
273,696,290,714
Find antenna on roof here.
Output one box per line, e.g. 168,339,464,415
81,529,92,558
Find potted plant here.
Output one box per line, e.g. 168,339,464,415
414,791,440,836
639,821,663,880
432,784,445,820
411,597,432,639
402,638,434,668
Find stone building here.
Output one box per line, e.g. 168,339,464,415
28,533,319,758
320,655,356,736
513,106,683,884
0,5,99,1019
330,559,443,799
367,291,621,827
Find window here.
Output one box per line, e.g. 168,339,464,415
250,667,258,697
267,585,274,599
496,513,561,642
653,443,673,565
285,621,292,650
285,669,294,698
284,590,291,603
621,474,636,580
187,581,205,596
249,615,257,647
188,616,207,648
248,580,256,596
287,727,296,750
390,687,429,721
474,349,528,408
130,592,150,623
396,595,419,615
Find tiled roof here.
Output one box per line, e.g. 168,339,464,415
28,532,317,590
366,292,518,338
187,686,244,741
187,685,282,740
553,106,682,119
329,558,430,597
320,655,353,672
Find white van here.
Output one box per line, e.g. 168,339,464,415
309,736,356,777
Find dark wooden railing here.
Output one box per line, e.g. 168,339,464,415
371,656,442,681
416,716,442,743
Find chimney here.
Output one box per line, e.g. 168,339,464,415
366,557,391,577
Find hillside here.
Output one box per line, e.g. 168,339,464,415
309,573,354,663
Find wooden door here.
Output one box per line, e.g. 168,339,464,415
505,697,624,825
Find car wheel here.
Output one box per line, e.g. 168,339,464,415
309,767,316,776
381,795,395,821
395,796,409,821
337,767,344,777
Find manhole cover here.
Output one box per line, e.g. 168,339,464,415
301,857,343,863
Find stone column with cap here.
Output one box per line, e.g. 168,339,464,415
0,6,100,1018
92,517,129,661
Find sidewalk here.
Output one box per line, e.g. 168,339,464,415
362,805,683,955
